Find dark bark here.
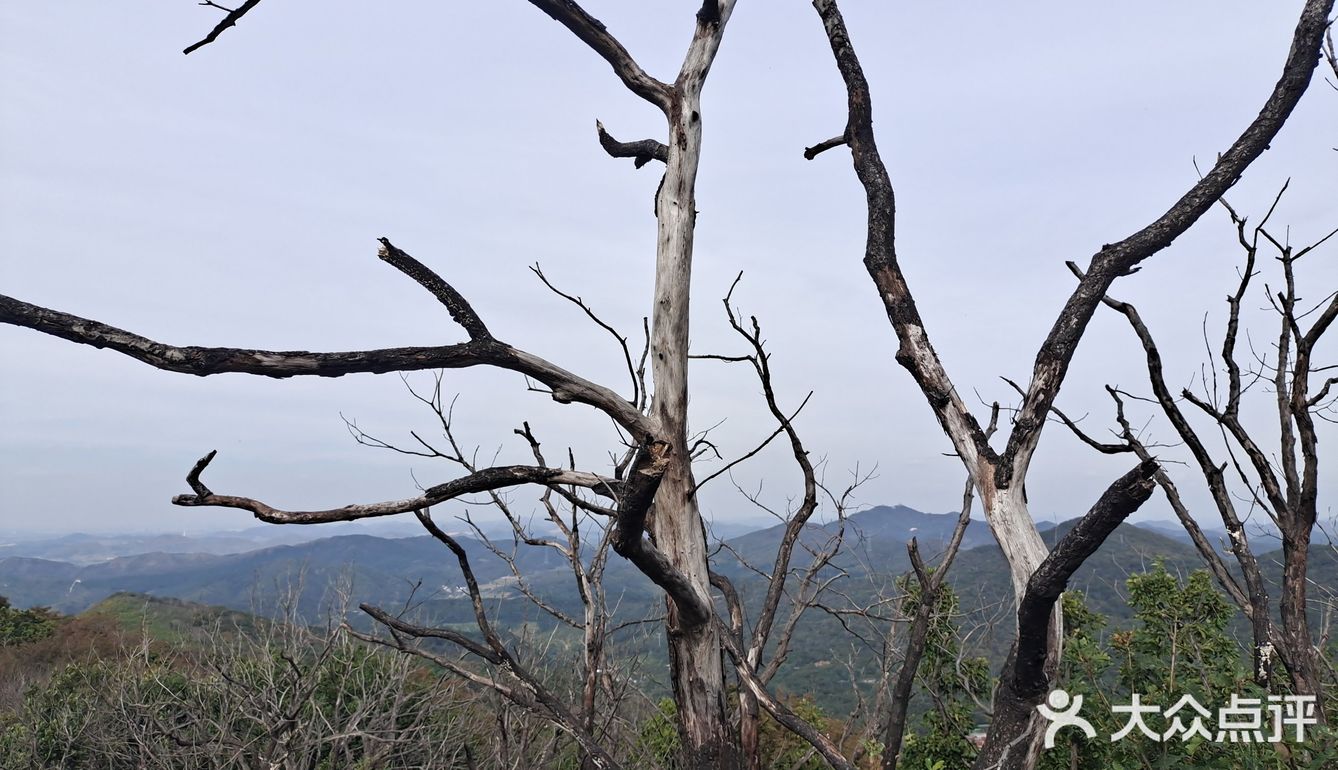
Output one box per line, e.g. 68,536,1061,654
811,0,1334,500
717,626,857,770
183,0,265,55
880,541,939,770
698,288,852,769
174,449,610,524
525,1,673,111
595,120,668,168
352,510,626,770
1095,284,1284,685
995,0,1334,489
1075,194,1336,703
1048,370,1270,680
0,290,651,441
973,459,1159,770
803,134,847,160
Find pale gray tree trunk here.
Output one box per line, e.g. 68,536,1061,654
645,6,739,768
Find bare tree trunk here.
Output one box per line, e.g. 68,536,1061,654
1282,524,1323,708
739,688,762,770
1081,185,1337,714
978,485,1059,766
806,0,1334,764
973,460,1159,770
648,7,739,768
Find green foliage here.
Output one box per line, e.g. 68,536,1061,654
896,576,988,770
759,694,832,770
0,596,58,647
1040,565,1336,770
636,698,681,768
86,592,263,645
1118,567,1240,698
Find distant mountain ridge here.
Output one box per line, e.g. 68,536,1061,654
0,521,432,566
0,532,577,616
0,505,1224,619
7,506,1326,712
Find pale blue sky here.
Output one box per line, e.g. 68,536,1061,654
2,2,1335,535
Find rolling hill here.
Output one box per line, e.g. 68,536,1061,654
5,506,1311,711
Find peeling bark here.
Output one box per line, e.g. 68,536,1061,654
973,460,1159,770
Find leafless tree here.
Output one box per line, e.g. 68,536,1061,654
342,368,666,769
1,2,749,765
0,1,884,757
695,278,867,770
1057,187,1337,718
803,0,1334,766
4,2,1336,769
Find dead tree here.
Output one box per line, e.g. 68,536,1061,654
348,509,629,769
1062,188,1337,718
5,3,1336,768
25,593,474,770
0,2,747,766
344,371,660,769
695,277,864,770
1037,377,1283,695
804,0,1334,766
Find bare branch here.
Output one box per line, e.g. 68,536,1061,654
811,0,1335,540
378,238,493,340
803,133,847,160
998,0,1335,486
526,1,672,111
1004,376,1130,455
692,393,812,492
883,408,995,770
1104,386,1250,614
1075,259,1287,687
718,626,856,770
974,459,1159,770
809,0,1000,483
595,120,667,169
1016,461,1160,679
183,0,263,55
172,450,617,525
0,254,653,440
530,263,640,406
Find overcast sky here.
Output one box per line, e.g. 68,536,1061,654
1,2,1334,537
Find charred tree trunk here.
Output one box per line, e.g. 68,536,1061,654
1281,522,1323,710
973,460,1159,770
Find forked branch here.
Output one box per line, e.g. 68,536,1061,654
350,510,625,770
808,0,1335,491
527,0,673,111
974,459,1160,770
0,239,652,440
184,0,264,55
172,449,618,525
